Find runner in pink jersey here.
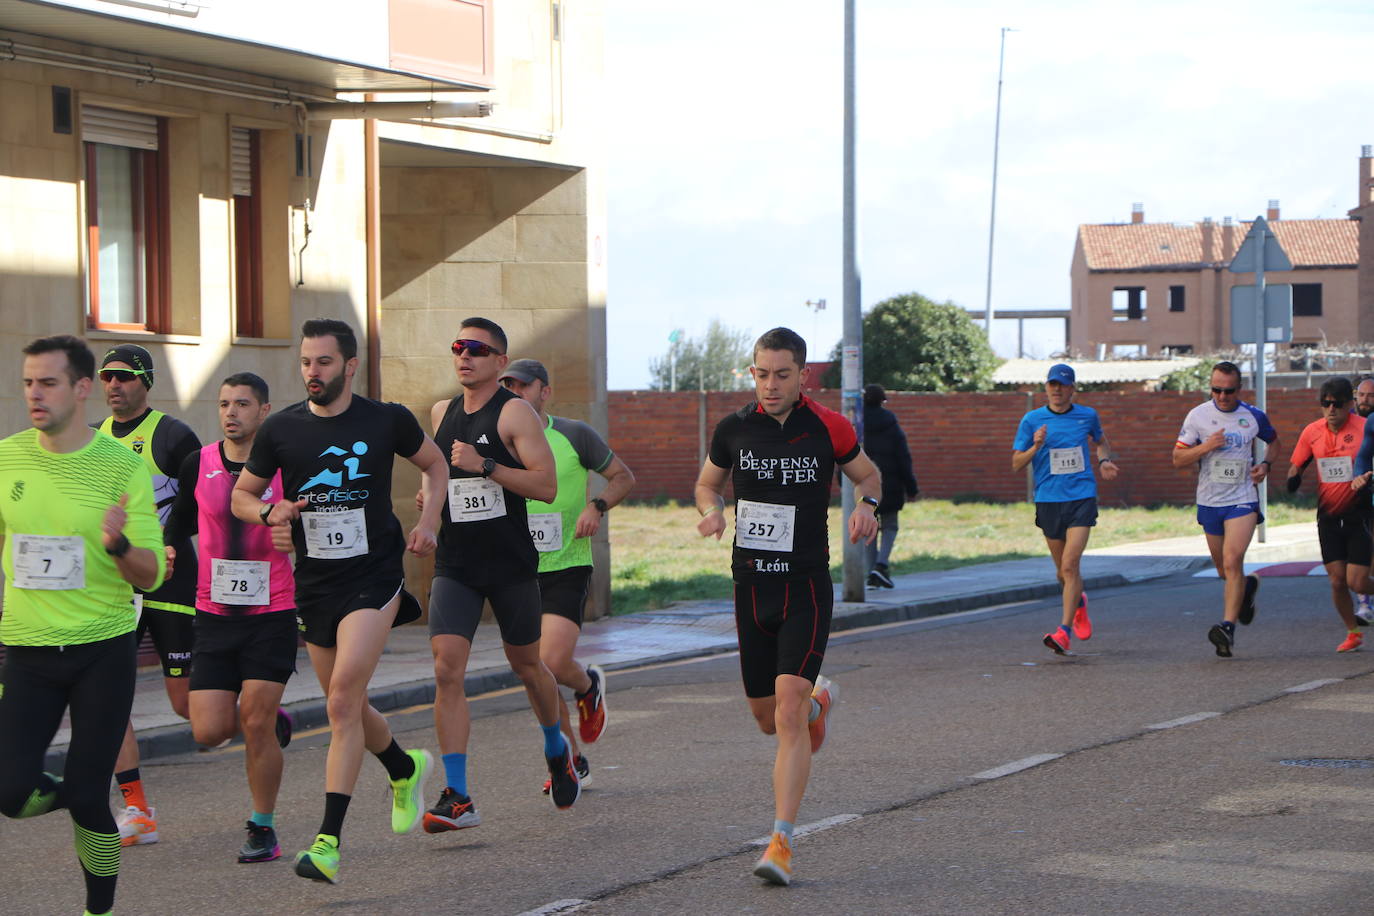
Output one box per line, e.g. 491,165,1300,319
163,373,297,863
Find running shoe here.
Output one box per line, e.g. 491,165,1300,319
542,754,591,795
576,664,608,744
1338,631,1364,653
275,707,294,749
865,571,883,589
753,832,793,886
809,675,839,754
18,772,62,818
238,822,281,863
1239,574,1259,625
423,787,482,833
1072,592,1092,640
117,805,158,846
546,746,582,810
1208,623,1234,658
294,833,340,884
1356,593,1374,626
389,748,432,834
870,566,895,589
1043,629,1070,655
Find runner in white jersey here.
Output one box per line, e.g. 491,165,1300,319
1173,361,1279,657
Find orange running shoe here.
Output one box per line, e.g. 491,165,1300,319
575,665,607,744
1072,592,1092,640
1337,631,1363,653
1043,629,1070,655
753,832,793,885
808,675,839,754
117,805,158,846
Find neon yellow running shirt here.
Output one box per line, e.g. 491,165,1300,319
0,428,165,646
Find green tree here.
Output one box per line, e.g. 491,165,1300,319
1159,359,1215,392
648,319,753,391
821,292,998,391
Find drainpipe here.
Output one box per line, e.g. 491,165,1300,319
364,100,382,399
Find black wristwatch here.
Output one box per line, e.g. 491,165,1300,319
105,533,131,558
259,502,274,525
480,457,497,478
591,497,608,515
860,496,879,510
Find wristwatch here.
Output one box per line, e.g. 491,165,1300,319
105,533,131,558
259,502,274,525
591,497,608,515
860,496,879,510
480,457,497,478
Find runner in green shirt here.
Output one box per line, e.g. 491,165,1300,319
0,335,165,916
499,359,635,787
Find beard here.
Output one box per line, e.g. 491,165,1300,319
307,373,347,406
1359,405,1374,418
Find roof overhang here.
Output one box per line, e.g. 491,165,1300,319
0,0,488,92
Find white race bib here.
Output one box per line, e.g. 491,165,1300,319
1209,457,1248,484
210,558,271,606
735,499,796,553
528,512,564,553
12,534,85,590
1318,456,1353,484
448,478,507,522
1049,447,1085,475
302,508,368,559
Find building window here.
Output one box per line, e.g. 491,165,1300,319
83,107,169,332
1169,285,1185,312
1165,344,1193,355
232,128,264,338
1293,283,1322,317
1112,286,1146,321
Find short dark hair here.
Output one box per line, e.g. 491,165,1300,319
301,318,358,361
459,317,508,354
1211,360,1242,382
863,383,886,406
1355,374,1374,388
753,327,807,368
1320,377,1353,404
221,371,270,404
23,335,95,382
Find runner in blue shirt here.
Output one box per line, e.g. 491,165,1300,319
1012,364,1118,655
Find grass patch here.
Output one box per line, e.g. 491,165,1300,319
608,498,1314,615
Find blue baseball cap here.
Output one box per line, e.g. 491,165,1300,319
1047,363,1075,386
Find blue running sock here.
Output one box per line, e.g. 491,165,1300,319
542,722,567,758
1221,620,1236,636
442,752,468,796
773,819,795,841
1059,625,1072,637
250,811,274,828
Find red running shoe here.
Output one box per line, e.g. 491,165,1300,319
1043,629,1070,655
1072,592,1092,641
575,665,608,744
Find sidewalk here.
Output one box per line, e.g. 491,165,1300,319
52,522,1321,765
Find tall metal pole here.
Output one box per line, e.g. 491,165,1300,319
1254,227,1268,544
840,0,864,602
982,27,1013,339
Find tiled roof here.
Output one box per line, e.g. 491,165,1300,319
1078,219,1358,271
994,358,1201,385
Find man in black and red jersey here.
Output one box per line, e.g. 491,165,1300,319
1287,377,1373,652
694,326,881,887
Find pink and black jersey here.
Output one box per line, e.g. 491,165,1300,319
708,396,861,581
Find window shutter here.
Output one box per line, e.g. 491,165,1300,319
231,128,254,196
81,106,159,150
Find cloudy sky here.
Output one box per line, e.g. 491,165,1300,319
601,0,1371,388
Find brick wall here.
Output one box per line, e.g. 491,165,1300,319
609,388,1332,506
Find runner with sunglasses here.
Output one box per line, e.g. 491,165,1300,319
421,319,580,833
232,319,447,883
1284,378,1371,653
1011,363,1118,655
1173,360,1279,657
95,344,200,848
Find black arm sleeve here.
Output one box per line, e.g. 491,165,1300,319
162,450,201,545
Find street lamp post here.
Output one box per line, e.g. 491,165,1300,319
982,26,1015,340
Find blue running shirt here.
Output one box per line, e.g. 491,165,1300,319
1013,404,1104,503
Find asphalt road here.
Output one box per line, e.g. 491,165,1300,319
7,570,1374,915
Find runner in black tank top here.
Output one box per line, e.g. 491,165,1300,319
422,317,580,831
433,385,537,585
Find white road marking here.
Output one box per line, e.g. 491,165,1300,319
516,900,588,916
971,753,1063,780
1145,712,1220,730
1285,678,1342,693
748,813,861,846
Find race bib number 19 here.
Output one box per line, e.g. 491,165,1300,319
735,499,796,553
303,508,368,559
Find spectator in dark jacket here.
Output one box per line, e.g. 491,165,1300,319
863,384,918,587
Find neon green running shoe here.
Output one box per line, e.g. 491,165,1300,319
294,833,341,884
390,748,432,834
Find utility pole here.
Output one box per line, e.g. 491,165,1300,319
840,0,864,602
982,26,1015,340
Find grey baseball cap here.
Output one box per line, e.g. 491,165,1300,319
499,358,549,385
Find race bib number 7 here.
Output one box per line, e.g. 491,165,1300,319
12,534,85,590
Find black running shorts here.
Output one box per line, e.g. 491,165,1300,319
190,610,299,691
295,580,421,648
135,605,195,678
538,566,593,627
1034,496,1098,542
1318,512,1374,567
428,575,541,646
734,571,833,699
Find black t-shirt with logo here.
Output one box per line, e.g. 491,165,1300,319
246,396,425,595
432,386,537,586
708,396,860,582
